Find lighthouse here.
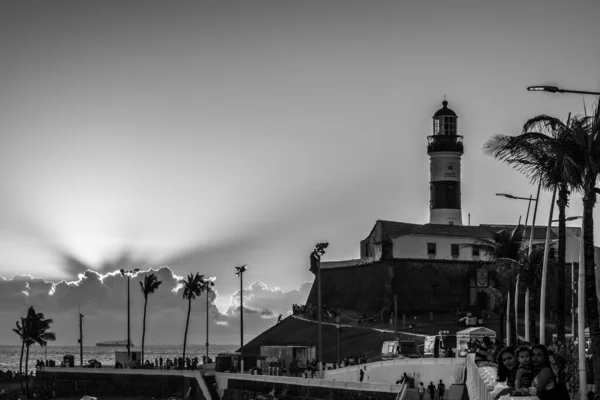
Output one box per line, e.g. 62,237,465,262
427,100,463,225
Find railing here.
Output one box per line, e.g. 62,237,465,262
396,382,408,400
427,135,464,153
465,354,539,400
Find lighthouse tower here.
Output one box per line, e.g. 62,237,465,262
427,100,463,225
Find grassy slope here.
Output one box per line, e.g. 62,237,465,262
242,316,426,362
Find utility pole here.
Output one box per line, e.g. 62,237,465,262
394,295,398,336
234,265,247,374
312,243,328,374
571,258,576,337
127,273,131,358
336,308,341,365
78,304,84,367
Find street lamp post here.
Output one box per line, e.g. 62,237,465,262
578,216,586,400
203,279,215,364
551,216,583,340
527,86,600,96
234,265,247,373
529,84,593,400
336,310,341,365
120,268,140,365
312,242,329,374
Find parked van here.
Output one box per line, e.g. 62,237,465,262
423,334,458,358
381,340,422,360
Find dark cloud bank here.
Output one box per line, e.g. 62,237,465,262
0,267,311,346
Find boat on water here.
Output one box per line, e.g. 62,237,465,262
95,340,135,347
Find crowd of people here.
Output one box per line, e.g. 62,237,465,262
417,380,446,400
116,354,213,370
0,369,28,382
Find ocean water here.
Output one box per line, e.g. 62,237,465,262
0,344,238,374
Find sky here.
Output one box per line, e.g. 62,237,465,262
0,0,599,345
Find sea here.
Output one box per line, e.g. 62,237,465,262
0,344,238,374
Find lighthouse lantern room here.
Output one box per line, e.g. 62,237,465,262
427,100,464,225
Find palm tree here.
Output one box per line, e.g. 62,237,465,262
463,225,524,345
12,319,26,390
520,244,558,343
566,104,600,391
22,306,56,396
484,114,582,342
140,272,163,365
180,273,205,364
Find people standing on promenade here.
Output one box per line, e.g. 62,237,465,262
428,381,436,400
418,382,426,400
437,380,445,400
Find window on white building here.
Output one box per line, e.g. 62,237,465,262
427,243,436,255
451,244,459,257
472,247,480,256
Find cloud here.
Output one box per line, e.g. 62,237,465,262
0,267,312,346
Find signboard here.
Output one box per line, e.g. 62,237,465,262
477,266,489,287
457,328,496,339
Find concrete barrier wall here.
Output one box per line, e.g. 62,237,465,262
215,372,403,395
36,367,212,400
220,376,403,400
323,358,466,386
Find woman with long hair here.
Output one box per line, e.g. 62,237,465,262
531,344,556,396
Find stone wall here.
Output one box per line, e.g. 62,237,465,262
35,369,206,400
306,258,497,315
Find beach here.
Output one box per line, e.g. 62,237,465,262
0,344,236,374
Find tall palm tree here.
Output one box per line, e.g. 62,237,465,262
140,272,162,365
180,273,205,363
484,114,582,342
12,319,27,390
566,104,600,391
464,225,524,345
22,306,56,396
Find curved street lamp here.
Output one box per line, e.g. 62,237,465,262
120,268,140,363
527,86,600,96
235,265,247,373
311,242,329,373
529,85,590,400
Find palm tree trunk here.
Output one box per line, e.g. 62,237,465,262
25,345,30,396
556,184,568,343
514,275,520,342
499,296,505,341
141,295,148,365
506,290,511,346
582,190,600,398
19,339,25,390
182,297,191,365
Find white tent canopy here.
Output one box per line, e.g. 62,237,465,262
457,327,496,339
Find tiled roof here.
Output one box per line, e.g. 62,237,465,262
406,223,495,238
378,220,421,240
481,225,558,240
